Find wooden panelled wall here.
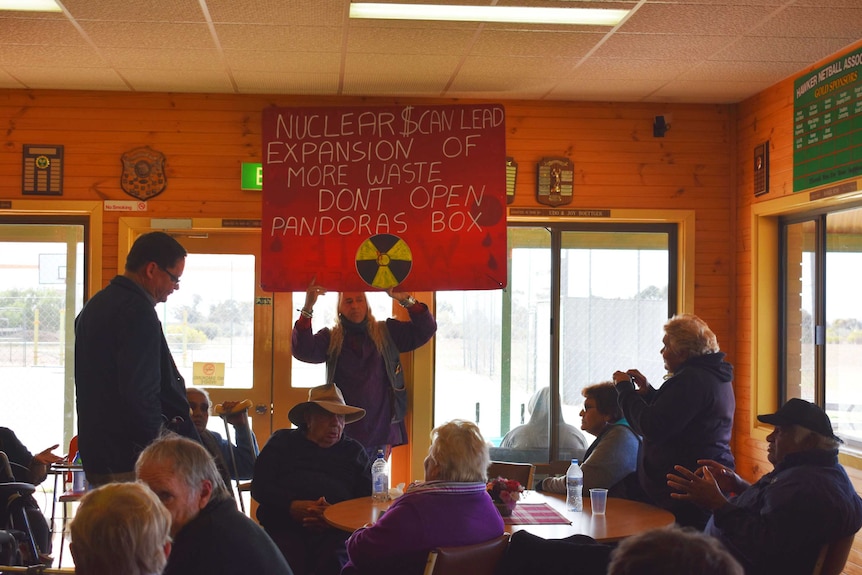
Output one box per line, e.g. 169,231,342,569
0,92,737,346
736,40,862,574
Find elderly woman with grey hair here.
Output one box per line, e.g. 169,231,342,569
70,482,172,575
540,382,641,499
613,313,735,529
342,419,505,575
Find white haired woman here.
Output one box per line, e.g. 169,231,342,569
613,314,735,529
342,419,505,575
70,482,172,575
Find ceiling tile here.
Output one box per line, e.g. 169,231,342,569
0,17,89,46
712,36,858,63
750,6,862,38
649,80,776,103
205,0,347,26
4,66,128,90
618,3,769,35
223,51,341,74
215,24,343,52
117,68,234,92
62,0,206,22
547,78,668,101
347,26,476,55
233,71,341,95
101,48,224,70
0,45,105,67
79,21,214,49
471,30,606,58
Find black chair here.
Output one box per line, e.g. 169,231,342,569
0,481,41,565
499,530,613,575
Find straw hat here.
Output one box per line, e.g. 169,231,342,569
288,384,366,426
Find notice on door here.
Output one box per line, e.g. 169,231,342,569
193,362,225,387
260,103,508,292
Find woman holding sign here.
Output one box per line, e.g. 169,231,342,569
291,279,437,459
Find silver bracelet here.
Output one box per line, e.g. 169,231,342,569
297,308,313,318
398,295,417,308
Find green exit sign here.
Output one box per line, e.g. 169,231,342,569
241,162,263,190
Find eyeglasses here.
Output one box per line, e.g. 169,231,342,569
158,265,181,285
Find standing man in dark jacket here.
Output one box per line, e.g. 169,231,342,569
668,398,862,575
75,231,200,486
613,313,735,528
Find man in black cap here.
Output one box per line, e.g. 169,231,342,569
667,398,862,575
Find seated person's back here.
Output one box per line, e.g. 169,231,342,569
342,419,505,575
500,387,587,458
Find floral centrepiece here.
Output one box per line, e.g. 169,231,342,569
486,477,524,515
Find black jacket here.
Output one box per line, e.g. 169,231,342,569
74,275,198,476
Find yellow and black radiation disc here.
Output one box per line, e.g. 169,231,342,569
355,234,413,289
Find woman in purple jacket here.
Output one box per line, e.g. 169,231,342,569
342,419,505,575
292,280,437,459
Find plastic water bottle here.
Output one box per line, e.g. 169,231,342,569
371,449,389,502
72,451,86,492
566,458,583,512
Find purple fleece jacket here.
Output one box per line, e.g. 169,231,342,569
341,481,505,575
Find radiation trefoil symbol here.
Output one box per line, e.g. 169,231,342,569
355,234,413,289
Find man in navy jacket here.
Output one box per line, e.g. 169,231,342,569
75,231,199,486
668,398,862,575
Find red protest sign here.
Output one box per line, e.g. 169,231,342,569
261,103,508,293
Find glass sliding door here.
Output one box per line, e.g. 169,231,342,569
783,205,862,447
559,228,672,444
434,223,676,461
0,221,85,454
781,219,818,402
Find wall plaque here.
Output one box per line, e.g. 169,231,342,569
536,157,573,206
23,144,63,195
121,146,167,200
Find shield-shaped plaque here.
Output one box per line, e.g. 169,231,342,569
121,146,167,200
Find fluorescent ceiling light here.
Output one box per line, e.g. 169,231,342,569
0,0,62,11
350,3,628,25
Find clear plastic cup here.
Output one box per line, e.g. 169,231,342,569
590,488,608,514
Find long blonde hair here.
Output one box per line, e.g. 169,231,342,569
327,292,386,357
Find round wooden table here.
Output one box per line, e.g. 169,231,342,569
323,491,674,542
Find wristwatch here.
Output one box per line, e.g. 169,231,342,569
399,295,417,308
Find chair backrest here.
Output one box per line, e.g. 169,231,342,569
423,534,510,575
487,461,535,490
68,435,78,461
812,533,856,575
64,435,79,486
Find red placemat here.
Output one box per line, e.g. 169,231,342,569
504,503,572,525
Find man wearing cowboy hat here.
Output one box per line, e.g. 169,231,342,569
667,398,862,575
252,384,372,575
